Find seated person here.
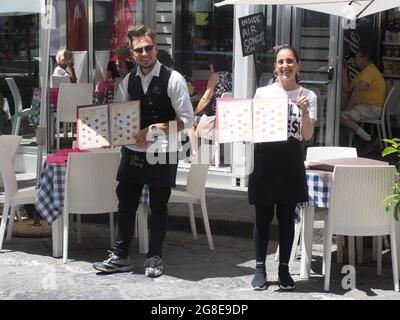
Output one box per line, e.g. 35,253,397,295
96,46,135,103
341,48,385,150
188,55,232,158
53,49,77,83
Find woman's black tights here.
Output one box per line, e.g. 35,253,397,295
254,204,296,265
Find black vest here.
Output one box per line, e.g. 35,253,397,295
127,65,176,129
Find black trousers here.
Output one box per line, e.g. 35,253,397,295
254,204,296,265
112,181,171,259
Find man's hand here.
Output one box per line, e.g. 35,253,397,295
134,127,152,147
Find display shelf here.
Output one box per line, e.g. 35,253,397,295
383,74,400,79
382,56,400,61
383,41,400,45
193,50,233,56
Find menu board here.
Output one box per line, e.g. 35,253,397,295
77,101,140,149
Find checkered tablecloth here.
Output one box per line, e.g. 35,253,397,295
306,169,333,208
296,170,333,224
35,163,150,224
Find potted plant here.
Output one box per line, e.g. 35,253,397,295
382,138,400,220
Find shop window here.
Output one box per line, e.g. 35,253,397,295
175,0,233,82
0,14,40,143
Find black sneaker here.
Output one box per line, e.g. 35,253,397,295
93,251,134,273
251,263,267,290
144,256,164,278
278,264,295,290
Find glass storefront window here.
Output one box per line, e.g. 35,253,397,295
93,0,143,82
0,14,40,145
94,0,143,53
175,0,233,82
255,5,277,87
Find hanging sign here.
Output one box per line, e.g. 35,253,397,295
238,12,267,57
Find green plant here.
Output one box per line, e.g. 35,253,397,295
382,138,400,220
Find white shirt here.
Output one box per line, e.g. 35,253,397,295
120,60,193,152
53,66,71,79
254,83,317,141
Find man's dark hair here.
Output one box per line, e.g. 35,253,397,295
356,47,373,62
127,25,156,46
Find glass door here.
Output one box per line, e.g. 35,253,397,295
291,8,342,146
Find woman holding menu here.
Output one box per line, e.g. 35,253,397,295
248,45,317,291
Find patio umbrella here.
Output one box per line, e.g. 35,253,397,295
215,0,400,20
0,0,52,182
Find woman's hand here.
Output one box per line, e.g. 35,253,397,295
296,88,310,114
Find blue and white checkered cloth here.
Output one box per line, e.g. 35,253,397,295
296,170,333,224
35,163,150,224
306,170,332,208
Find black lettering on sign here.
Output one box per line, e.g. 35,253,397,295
238,12,267,57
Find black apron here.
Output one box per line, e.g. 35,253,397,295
119,65,178,188
248,137,308,205
116,146,178,187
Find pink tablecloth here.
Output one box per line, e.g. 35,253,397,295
46,148,90,164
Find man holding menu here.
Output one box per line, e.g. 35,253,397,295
93,25,193,277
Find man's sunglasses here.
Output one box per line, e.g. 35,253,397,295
133,45,154,54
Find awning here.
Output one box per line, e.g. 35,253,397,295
215,0,400,20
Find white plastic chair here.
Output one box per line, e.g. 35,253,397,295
323,165,399,292
50,75,70,88
275,146,358,266
62,151,120,263
2,97,11,123
5,78,35,135
214,92,232,167
0,135,37,250
72,51,88,83
56,83,93,150
348,82,400,148
94,50,110,84
113,77,124,103
137,144,215,253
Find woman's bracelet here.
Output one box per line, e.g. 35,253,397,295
301,111,310,117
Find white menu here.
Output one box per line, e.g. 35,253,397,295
216,96,288,143
216,99,253,143
77,101,140,149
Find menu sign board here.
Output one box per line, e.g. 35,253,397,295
238,12,267,57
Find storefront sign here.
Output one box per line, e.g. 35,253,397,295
238,12,266,57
